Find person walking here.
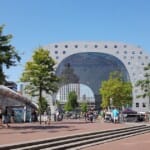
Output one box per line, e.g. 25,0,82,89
88,109,94,123
43,111,48,124
0,107,3,127
100,109,106,122
10,109,14,123
84,112,88,122
112,107,119,123
4,108,10,128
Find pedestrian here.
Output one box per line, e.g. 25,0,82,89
43,111,47,124
0,107,3,127
4,108,10,128
112,107,119,123
47,114,51,125
99,109,105,122
88,109,94,123
32,110,38,122
10,109,14,123
84,112,88,122
56,110,60,121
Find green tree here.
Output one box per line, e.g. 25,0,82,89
80,102,88,113
100,71,132,109
20,47,59,123
64,100,72,111
136,63,150,108
0,25,21,84
64,91,78,111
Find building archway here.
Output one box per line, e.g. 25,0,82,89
44,41,150,111
55,52,130,109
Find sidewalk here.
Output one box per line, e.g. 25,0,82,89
0,119,129,145
0,119,150,150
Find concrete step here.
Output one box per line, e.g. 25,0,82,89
0,125,147,150
41,126,150,150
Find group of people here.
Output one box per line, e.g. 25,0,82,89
99,107,120,123
83,108,120,123
43,109,64,124
84,109,98,123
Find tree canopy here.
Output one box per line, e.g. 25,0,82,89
64,91,78,111
100,71,132,109
20,47,59,96
20,47,59,122
80,102,88,113
0,25,21,84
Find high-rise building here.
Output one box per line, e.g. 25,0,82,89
57,83,80,103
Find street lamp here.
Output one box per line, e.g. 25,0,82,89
110,97,113,110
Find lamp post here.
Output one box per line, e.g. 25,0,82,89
110,97,113,110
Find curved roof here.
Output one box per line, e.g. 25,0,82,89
44,41,150,83
0,85,37,109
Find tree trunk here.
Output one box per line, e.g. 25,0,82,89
0,64,5,84
39,87,42,124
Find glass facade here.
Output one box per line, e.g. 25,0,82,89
56,52,130,109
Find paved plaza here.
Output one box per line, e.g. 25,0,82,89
0,119,150,150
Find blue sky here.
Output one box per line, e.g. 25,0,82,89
1,0,150,87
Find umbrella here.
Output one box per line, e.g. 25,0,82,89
122,108,137,114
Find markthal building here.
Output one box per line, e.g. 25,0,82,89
44,42,150,112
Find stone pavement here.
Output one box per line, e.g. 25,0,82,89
0,119,150,150
83,131,150,150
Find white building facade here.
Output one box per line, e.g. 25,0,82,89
56,83,80,103
44,41,150,112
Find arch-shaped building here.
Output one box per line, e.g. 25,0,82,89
44,41,150,112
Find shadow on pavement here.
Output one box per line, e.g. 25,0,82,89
4,124,70,130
